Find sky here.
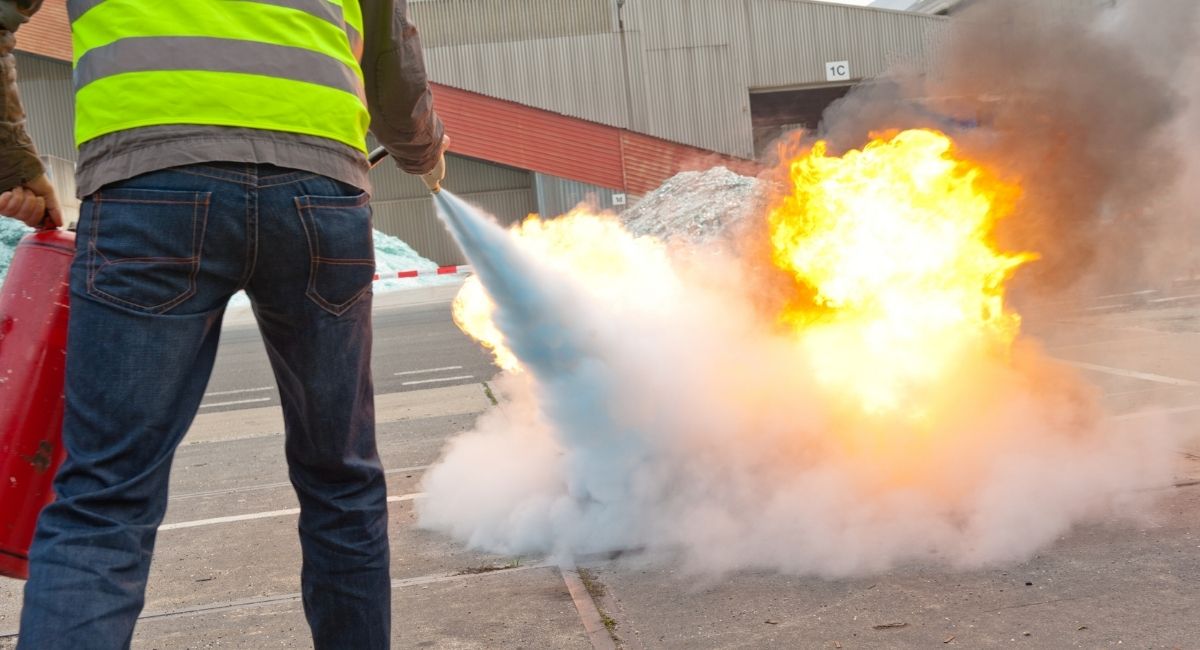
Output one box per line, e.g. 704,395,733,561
817,0,918,9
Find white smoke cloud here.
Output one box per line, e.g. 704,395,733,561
416,0,1192,576
417,192,1172,576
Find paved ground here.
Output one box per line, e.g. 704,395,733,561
201,284,497,414
2,283,1200,649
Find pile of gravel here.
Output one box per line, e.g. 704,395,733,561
621,167,761,243
0,219,30,284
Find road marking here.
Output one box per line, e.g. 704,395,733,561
36,562,554,632
1149,293,1200,305
1048,331,1174,352
204,386,273,397
1094,289,1157,300
1064,361,1200,387
402,375,475,387
169,465,432,501
1103,387,1168,398
388,563,552,589
1110,405,1200,421
159,493,421,531
394,365,464,377
198,397,272,409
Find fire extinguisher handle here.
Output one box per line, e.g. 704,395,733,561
35,213,77,232
368,146,388,169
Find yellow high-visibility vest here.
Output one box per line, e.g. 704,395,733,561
69,0,369,152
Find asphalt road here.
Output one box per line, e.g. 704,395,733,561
199,299,499,413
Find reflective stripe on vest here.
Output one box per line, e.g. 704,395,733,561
69,0,369,152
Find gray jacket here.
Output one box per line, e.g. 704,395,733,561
0,0,42,194
0,0,445,198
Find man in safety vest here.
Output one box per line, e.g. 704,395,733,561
3,1,447,648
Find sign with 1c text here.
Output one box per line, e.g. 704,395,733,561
825,60,850,82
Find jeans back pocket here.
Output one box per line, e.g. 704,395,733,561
294,192,375,316
85,188,211,314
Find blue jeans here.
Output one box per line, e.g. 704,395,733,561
18,164,390,649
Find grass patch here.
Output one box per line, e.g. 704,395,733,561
481,382,499,406
456,558,521,575
577,567,606,600
578,567,620,641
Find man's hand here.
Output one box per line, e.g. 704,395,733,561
0,174,62,228
419,136,449,193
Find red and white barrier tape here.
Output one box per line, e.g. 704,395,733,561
372,265,473,282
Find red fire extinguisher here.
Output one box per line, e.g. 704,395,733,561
0,227,74,580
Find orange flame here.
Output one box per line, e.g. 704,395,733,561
454,129,1033,425
769,129,1033,416
452,277,520,372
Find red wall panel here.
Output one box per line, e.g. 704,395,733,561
15,0,71,62
435,84,759,194
433,83,626,190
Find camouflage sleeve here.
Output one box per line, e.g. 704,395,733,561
360,0,446,175
0,0,44,193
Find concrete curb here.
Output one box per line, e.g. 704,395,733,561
561,563,619,650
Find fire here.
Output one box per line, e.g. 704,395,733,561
452,277,520,371
453,129,1033,422
769,129,1033,415
451,207,679,372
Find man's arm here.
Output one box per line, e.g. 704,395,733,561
360,0,447,177
0,0,61,227
0,0,43,194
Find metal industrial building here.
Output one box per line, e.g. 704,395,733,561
12,0,950,264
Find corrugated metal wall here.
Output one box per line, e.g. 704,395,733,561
741,2,939,89
14,53,75,161
534,173,621,217
619,0,948,158
417,0,946,159
13,54,79,222
411,0,614,47
423,34,630,128
41,155,81,224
